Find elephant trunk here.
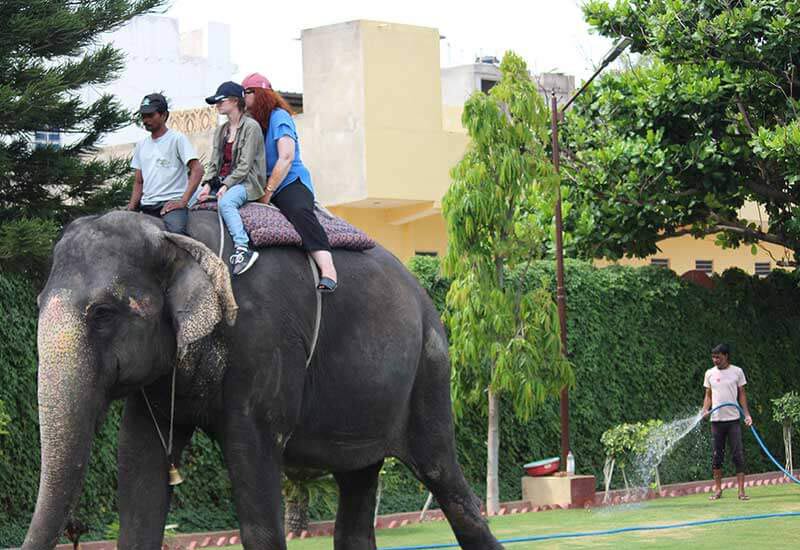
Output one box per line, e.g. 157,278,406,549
23,293,104,549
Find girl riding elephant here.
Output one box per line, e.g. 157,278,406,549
200,81,265,276
242,72,338,293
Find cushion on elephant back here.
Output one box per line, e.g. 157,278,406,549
193,202,376,251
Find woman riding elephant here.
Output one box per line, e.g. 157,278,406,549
200,80,265,276
241,72,338,292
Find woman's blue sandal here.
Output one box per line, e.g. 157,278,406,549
317,277,337,293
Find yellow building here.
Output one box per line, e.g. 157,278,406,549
294,21,466,260
293,20,577,261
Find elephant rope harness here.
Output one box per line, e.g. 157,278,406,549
212,205,324,369
140,205,324,485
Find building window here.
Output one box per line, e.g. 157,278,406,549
650,258,670,268
481,79,498,93
415,251,438,257
695,260,713,274
755,262,771,278
34,129,61,149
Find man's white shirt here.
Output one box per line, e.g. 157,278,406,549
704,365,747,422
131,129,198,206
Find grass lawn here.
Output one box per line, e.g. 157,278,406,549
224,484,799,549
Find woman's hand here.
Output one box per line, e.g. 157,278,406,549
217,184,228,199
258,189,273,205
197,184,211,203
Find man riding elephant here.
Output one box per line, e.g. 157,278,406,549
24,209,503,549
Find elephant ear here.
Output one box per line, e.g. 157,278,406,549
162,233,238,358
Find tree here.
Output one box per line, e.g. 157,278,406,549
772,391,800,476
281,469,337,536
442,51,574,514
0,0,166,275
600,420,664,502
564,0,800,262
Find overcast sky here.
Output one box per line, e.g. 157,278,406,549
162,0,617,92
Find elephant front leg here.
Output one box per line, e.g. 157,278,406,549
117,393,194,549
223,410,287,549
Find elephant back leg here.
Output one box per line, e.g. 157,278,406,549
401,326,504,550
332,461,383,550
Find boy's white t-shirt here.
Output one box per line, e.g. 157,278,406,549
131,129,198,206
703,365,747,422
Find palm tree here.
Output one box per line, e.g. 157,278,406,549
282,468,337,535
64,516,88,550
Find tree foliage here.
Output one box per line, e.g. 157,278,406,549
282,470,338,535
443,49,574,514
772,391,800,427
443,51,574,419
565,0,800,261
0,399,10,436
601,420,664,468
0,0,165,272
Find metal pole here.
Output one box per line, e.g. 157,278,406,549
551,92,570,473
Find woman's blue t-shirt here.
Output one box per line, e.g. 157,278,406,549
265,108,313,196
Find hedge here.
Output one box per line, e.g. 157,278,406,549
2,260,799,545
413,257,800,507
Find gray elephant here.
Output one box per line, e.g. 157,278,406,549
24,210,503,549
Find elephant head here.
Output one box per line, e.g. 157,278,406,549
23,211,237,548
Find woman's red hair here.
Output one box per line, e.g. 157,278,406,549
248,88,294,132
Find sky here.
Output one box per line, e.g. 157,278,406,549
162,0,618,92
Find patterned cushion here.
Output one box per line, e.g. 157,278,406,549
194,202,375,251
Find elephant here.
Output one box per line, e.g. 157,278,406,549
24,210,503,549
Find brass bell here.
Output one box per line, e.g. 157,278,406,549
168,463,184,486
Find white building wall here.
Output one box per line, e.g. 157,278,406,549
441,63,575,107
84,15,235,147
441,64,502,106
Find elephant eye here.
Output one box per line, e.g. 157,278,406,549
88,303,118,328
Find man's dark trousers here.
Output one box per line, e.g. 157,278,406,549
139,203,188,235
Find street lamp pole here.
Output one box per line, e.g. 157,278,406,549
551,37,632,473
550,93,571,472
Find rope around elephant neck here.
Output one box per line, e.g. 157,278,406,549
140,364,177,461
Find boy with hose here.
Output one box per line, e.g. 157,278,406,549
701,343,753,501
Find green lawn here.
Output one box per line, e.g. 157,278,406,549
225,484,799,549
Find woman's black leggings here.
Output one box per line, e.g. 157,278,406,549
711,420,745,472
271,180,331,252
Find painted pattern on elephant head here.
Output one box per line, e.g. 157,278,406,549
37,289,89,404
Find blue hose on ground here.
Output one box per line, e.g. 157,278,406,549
379,402,799,549
379,512,800,549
